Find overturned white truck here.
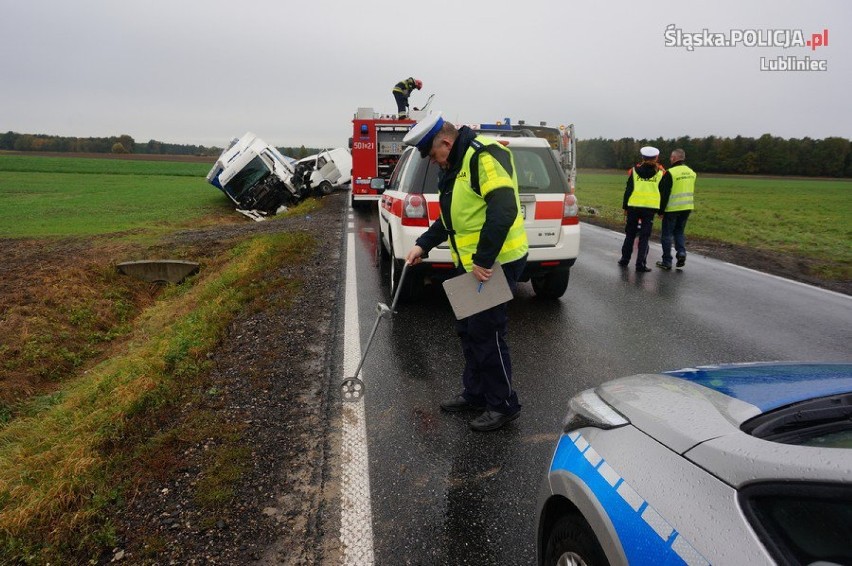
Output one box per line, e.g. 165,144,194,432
206,132,301,220
207,133,352,220
293,147,352,196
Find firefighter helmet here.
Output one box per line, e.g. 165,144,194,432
414,79,423,89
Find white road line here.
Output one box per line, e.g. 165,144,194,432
340,230,375,565
722,262,851,299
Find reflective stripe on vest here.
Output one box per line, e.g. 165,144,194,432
665,164,696,212
628,169,662,209
393,78,415,96
444,137,528,270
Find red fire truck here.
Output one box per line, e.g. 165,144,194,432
348,107,419,209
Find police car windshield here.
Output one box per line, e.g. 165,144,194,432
410,147,567,195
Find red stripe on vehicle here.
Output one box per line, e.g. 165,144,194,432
427,201,441,220
535,201,563,220
391,197,404,217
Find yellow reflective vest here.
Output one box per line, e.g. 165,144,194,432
443,137,528,270
627,168,663,209
665,164,697,212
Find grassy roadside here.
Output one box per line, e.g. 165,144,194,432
576,169,852,282
0,155,331,561
0,200,321,563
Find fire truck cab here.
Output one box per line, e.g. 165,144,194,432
349,106,432,209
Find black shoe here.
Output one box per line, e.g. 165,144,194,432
440,395,485,413
636,265,652,273
617,259,629,267
655,261,672,270
676,255,686,268
469,409,520,432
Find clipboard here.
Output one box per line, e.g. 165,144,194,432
442,261,514,320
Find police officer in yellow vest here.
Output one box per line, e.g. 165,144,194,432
618,146,672,272
656,148,696,270
403,112,528,432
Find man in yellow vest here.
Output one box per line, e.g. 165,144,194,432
618,146,672,272
656,148,697,270
392,77,423,119
403,112,529,432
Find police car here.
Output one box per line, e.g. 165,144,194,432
376,131,580,300
536,362,852,566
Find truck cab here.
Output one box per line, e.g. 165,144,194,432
206,132,300,219
349,99,434,209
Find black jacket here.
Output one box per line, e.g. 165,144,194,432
415,126,518,269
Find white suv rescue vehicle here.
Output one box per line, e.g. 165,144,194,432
377,128,580,300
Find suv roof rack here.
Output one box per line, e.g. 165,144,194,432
473,128,537,138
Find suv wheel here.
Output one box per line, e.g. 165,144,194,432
377,220,390,261
532,269,570,299
543,514,609,566
384,236,423,303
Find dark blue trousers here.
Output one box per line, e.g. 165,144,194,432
456,256,526,415
660,210,691,265
393,91,408,117
620,208,657,268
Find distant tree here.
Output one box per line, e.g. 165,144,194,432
116,135,135,153
111,142,128,154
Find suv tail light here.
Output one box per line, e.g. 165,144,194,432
402,194,429,227
562,194,579,226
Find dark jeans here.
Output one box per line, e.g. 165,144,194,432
620,208,656,268
456,255,526,415
660,210,691,265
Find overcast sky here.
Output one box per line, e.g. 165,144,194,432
1,0,849,150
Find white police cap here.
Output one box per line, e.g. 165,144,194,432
403,112,444,158
640,146,660,158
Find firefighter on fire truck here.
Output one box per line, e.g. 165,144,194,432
392,77,423,119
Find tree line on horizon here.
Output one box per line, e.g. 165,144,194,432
3,130,851,178
577,134,852,178
0,131,322,161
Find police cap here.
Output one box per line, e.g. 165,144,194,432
403,112,444,158
640,146,660,159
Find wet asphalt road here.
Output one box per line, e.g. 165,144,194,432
341,206,851,565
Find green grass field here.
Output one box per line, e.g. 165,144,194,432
577,169,852,280
0,155,226,238
0,153,325,562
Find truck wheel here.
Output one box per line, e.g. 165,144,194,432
532,269,570,299
317,181,333,196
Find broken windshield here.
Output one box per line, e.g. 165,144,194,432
225,156,270,199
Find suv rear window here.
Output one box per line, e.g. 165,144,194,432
397,146,568,195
